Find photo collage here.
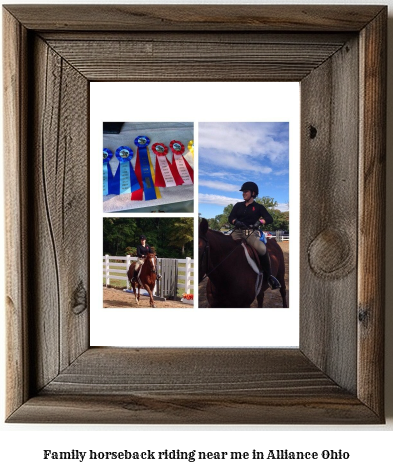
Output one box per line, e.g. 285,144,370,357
102,122,289,311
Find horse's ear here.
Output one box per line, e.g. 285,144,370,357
199,218,208,236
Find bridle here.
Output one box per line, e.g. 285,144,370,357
199,235,210,282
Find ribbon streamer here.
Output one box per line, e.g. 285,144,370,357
147,147,162,199
131,150,144,201
103,148,112,196
134,136,157,201
170,140,194,185
152,143,176,188
115,146,140,195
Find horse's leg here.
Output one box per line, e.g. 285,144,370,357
145,285,156,308
132,282,139,304
257,290,265,308
278,269,287,308
280,285,287,308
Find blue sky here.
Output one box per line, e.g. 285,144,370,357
198,122,289,219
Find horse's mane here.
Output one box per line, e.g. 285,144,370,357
146,252,156,257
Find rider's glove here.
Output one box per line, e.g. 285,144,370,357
234,219,247,229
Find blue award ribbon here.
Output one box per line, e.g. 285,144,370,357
115,146,141,195
103,148,112,196
134,136,157,201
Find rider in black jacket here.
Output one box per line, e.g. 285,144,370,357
229,182,281,290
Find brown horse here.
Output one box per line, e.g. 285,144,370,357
199,218,287,308
127,253,157,308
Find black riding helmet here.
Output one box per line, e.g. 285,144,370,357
140,235,146,240
239,181,259,197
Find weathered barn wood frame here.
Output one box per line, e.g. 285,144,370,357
3,5,386,423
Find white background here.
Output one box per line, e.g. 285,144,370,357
1,0,392,472
91,82,300,347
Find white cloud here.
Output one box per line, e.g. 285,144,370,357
198,193,239,207
199,180,240,192
199,150,273,174
276,202,289,212
199,122,289,167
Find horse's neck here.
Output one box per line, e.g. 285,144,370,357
208,230,235,248
208,231,238,265
142,256,154,273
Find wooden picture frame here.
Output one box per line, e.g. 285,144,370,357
4,5,386,424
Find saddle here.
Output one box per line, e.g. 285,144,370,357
240,240,263,272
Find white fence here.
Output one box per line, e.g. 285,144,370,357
103,255,194,296
265,231,289,242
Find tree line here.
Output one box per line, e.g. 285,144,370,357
103,217,193,258
204,196,289,232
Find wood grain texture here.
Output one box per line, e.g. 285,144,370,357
46,37,347,82
300,36,359,394
3,5,384,32
29,36,89,387
358,9,386,417
3,5,386,424
3,9,30,418
7,348,379,424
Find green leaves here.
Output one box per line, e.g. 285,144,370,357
103,218,194,258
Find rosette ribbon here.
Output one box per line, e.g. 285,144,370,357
170,140,194,185
133,136,160,201
151,143,176,188
112,146,140,195
103,148,113,196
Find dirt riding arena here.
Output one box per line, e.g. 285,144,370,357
198,241,289,308
104,287,193,309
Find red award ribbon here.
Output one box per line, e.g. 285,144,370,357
152,143,176,188
131,148,144,201
170,140,194,185
183,155,194,183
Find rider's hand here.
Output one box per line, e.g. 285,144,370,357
234,219,247,229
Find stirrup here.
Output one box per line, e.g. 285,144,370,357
268,275,281,290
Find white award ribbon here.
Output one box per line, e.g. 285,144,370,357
174,155,193,185
156,155,176,187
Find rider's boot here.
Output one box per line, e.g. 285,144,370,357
130,268,138,283
259,252,281,290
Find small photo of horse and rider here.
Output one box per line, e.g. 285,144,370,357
198,122,289,308
103,217,194,309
